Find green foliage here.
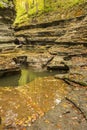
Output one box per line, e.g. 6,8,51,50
14,0,86,26
0,0,13,8
0,0,8,8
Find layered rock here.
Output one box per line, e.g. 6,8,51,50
0,56,21,77
47,56,69,72
14,0,87,26
0,1,15,45
13,54,54,70
53,44,87,86
14,9,87,86
14,15,87,45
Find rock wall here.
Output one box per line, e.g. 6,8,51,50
14,0,87,26
14,0,87,45
14,15,87,45
0,3,15,44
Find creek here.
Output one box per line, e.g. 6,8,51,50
0,67,57,87
0,66,70,128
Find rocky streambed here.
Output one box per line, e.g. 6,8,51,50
0,11,87,130
0,43,87,86
0,42,87,130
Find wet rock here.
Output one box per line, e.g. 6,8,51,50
65,73,87,86
27,54,53,70
66,87,87,120
0,57,21,77
0,67,21,77
65,56,87,68
63,56,87,86
55,72,87,86
47,56,69,72
13,56,27,65
27,99,87,130
47,63,69,71
55,74,68,79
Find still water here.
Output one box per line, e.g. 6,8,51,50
0,68,70,128
0,67,57,87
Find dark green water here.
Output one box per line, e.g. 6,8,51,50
0,67,57,87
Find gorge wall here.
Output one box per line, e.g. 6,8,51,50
0,0,87,45
14,0,87,45
14,15,87,45
14,0,87,27
13,0,87,87
0,0,15,45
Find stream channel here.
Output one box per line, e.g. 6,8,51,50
0,67,58,87
0,66,70,129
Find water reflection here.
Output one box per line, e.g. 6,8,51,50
18,68,38,86
0,74,20,87
0,67,57,87
0,76,70,128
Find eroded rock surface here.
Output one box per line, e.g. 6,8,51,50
0,7,14,44
50,44,87,86
15,15,87,44
0,2,87,130
0,56,21,77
